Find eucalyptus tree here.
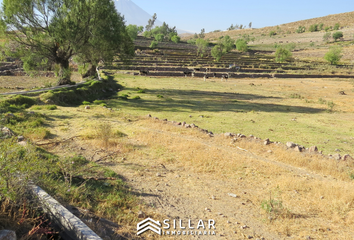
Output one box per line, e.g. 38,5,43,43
1,0,134,85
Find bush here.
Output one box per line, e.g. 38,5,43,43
171,35,180,43
324,46,342,65
296,26,305,33
235,39,248,52
154,34,164,42
269,31,276,37
195,38,209,57
334,23,340,30
149,40,158,49
323,32,332,42
319,23,324,30
46,105,57,110
324,26,330,32
275,47,292,63
211,45,225,62
309,24,318,32
332,31,343,41
131,96,141,100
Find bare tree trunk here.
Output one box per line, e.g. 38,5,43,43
81,64,97,78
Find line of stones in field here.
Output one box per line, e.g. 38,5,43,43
144,114,354,162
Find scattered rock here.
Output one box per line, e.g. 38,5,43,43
294,146,302,152
309,146,318,153
84,106,91,109
17,135,24,142
224,132,235,138
205,208,210,212
176,122,181,125
320,196,324,199
190,123,197,128
228,193,238,198
335,149,341,152
333,153,341,160
156,173,161,177
339,91,346,95
0,230,16,240
1,127,15,138
211,195,216,200
267,150,273,153
239,134,246,138
185,124,191,128
153,117,159,120
189,115,192,118
137,211,145,218
342,154,353,161
163,119,167,121
286,142,296,148
264,138,270,145
147,114,152,117
182,121,186,126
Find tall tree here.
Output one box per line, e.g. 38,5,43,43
145,13,157,32
0,0,134,85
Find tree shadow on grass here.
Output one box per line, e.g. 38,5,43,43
117,88,324,114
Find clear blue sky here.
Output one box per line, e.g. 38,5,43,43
1,0,352,33
131,0,353,33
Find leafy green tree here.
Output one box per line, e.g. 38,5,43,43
332,31,343,41
249,22,252,28
220,35,234,53
236,39,248,52
195,38,209,57
324,46,342,65
145,13,157,32
309,24,318,32
211,44,224,61
319,23,324,30
155,34,165,42
171,35,180,43
126,24,143,40
275,47,292,63
269,31,276,37
1,0,133,85
199,28,205,38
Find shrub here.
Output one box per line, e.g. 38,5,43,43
309,24,318,32
82,101,91,105
235,39,248,52
171,35,180,43
324,26,330,32
131,96,141,100
332,31,343,41
323,32,332,42
46,105,57,110
195,38,209,57
275,47,292,63
154,34,164,42
149,40,158,49
324,46,342,65
137,90,146,93
296,26,305,33
211,45,224,62
269,31,276,37
319,23,324,30
156,94,164,98
334,23,340,30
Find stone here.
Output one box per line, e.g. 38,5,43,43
239,134,246,138
182,121,186,126
137,211,145,218
18,141,27,147
153,117,159,120
286,142,296,148
228,193,238,198
267,150,273,153
163,119,167,121
17,136,24,142
333,153,341,160
342,154,353,161
0,230,16,240
185,124,191,128
1,127,15,137
156,173,161,177
294,146,302,152
264,138,270,145
309,146,318,153
147,114,152,117
190,123,196,128
224,132,235,138
84,106,90,109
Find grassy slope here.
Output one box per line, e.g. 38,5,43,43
108,73,354,156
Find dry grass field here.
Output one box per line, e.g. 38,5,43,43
10,70,351,239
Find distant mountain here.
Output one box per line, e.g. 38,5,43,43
114,0,191,34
